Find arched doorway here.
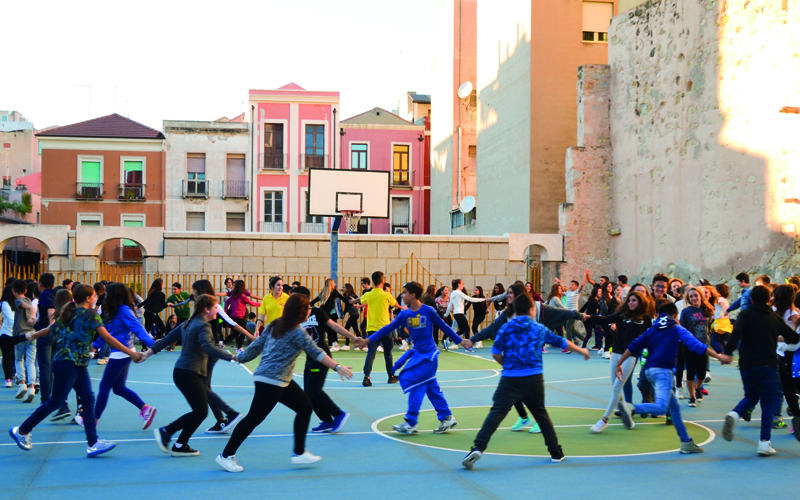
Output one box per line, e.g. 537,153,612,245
1,236,49,281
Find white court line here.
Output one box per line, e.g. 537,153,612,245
0,431,376,448
371,406,718,459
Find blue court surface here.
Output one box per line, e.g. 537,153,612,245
2,346,797,500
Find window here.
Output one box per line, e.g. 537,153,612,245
121,158,145,200
225,154,247,197
304,191,323,224
468,89,477,108
263,191,283,223
582,2,613,42
226,212,245,232
186,153,206,195
351,143,368,169
78,157,103,199
123,160,143,184
121,215,144,250
186,212,205,231
77,213,102,226
468,145,477,173
304,124,325,168
392,144,410,185
391,197,410,233
263,123,284,168
355,217,369,234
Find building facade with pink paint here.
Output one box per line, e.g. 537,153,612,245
340,108,428,234
249,83,341,234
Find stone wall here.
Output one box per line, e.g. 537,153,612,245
605,0,800,284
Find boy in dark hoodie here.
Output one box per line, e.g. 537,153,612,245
615,302,729,454
721,285,800,456
461,293,589,469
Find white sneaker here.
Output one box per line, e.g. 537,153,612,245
678,386,686,400
15,383,26,399
400,340,409,351
97,358,108,365
291,450,321,465
23,387,35,403
330,344,340,352
757,441,777,456
218,341,224,349
392,421,418,434
597,349,604,356
590,419,608,434
603,351,611,359
475,341,483,349
339,345,351,351
451,343,459,350
377,345,384,352
722,411,738,441
433,415,458,434
704,371,712,384
5,379,11,388
216,453,244,472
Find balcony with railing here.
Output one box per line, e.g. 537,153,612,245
76,183,103,200
392,170,410,187
301,154,327,170
301,222,326,233
182,179,208,199
259,153,287,170
222,180,249,199
119,183,145,201
119,245,143,262
258,221,287,233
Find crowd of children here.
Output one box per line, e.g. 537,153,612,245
3,268,800,471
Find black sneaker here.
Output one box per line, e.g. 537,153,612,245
155,427,172,453
388,375,399,384
222,412,244,433
742,409,752,422
550,449,566,463
362,376,372,387
50,407,72,422
462,447,482,469
205,421,225,434
688,399,697,408
171,444,200,457
665,415,673,426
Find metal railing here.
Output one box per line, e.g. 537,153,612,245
258,221,287,233
120,245,143,262
76,183,103,200
223,180,249,199
119,183,145,201
259,153,287,170
300,154,327,170
182,179,208,199
392,170,410,186
301,222,326,233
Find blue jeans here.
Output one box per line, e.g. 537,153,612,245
95,357,145,419
14,339,36,386
20,360,98,446
36,336,53,402
633,367,692,443
733,365,779,442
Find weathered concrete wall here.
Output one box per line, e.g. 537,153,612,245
560,65,615,282
607,0,800,284
163,121,250,231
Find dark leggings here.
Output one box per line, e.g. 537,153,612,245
304,365,341,423
206,355,235,423
144,311,166,339
433,324,440,345
684,348,707,386
472,314,486,335
779,351,800,416
222,380,312,457
581,325,604,349
0,335,18,380
343,314,359,346
453,313,470,337
327,314,340,346
223,318,247,349
675,344,686,387
165,368,208,445
95,357,145,419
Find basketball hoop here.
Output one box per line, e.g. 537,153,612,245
340,210,363,234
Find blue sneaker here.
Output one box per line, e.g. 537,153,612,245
443,339,450,351
464,348,476,353
312,421,334,433
9,427,32,451
87,439,116,457
330,412,350,433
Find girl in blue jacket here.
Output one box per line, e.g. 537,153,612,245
91,283,156,430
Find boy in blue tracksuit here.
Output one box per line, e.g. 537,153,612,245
615,302,729,453
462,293,590,469
356,281,469,434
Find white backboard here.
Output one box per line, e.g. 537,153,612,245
308,168,390,218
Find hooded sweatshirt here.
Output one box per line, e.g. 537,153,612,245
492,315,567,377
724,303,800,369
93,305,154,358
627,314,708,371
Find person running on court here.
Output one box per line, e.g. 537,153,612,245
615,302,729,454
292,286,359,434
215,294,352,473
356,281,471,434
462,293,590,469
354,271,405,387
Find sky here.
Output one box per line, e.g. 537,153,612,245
2,0,437,130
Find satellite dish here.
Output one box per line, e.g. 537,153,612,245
457,81,473,99
459,195,476,213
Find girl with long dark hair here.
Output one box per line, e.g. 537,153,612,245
466,286,487,342
142,279,167,339
90,283,157,430
0,285,16,386
580,285,604,351
215,294,352,473
341,283,360,350
444,279,485,350
221,280,262,351
311,278,347,351
491,283,506,319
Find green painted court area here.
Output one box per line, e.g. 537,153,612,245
375,406,713,457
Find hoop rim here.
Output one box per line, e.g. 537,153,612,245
340,209,364,215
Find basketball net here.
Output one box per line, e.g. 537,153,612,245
340,210,363,234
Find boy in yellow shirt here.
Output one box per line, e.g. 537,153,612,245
357,271,405,387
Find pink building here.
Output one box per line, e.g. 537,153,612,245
249,83,340,233
340,108,428,234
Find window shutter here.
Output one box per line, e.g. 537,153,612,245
187,154,206,173
392,198,410,226
81,161,101,183
226,213,245,231
582,2,613,33
226,154,246,181
186,212,205,231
